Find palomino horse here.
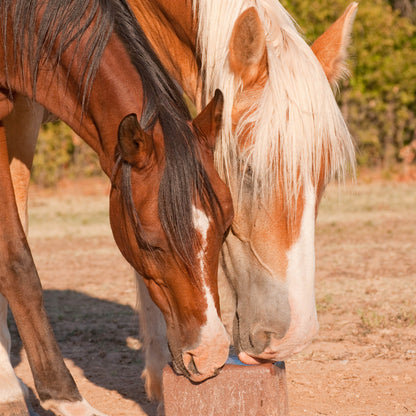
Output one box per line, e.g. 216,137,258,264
124,0,358,400
0,0,233,415
6,0,357,404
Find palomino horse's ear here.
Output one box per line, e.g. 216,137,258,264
311,2,358,87
192,89,224,148
118,113,153,168
229,7,268,88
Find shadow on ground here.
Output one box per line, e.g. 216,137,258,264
8,289,157,415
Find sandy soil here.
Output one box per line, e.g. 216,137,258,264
7,177,416,416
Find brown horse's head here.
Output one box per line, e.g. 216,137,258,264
209,3,357,363
109,90,233,381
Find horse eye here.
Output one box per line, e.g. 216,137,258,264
238,157,253,178
245,164,253,177
239,163,253,180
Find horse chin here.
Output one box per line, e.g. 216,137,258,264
237,349,286,364
237,347,287,364
238,351,270,365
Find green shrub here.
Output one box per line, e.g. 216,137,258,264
32,121,102,187
282,0,416,168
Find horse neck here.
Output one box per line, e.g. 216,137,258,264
128,0,202,108
28,33,145,177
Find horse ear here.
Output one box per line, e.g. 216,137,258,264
118,113,153,168
311,2,358,87
229,7,268,88
192,89,224,148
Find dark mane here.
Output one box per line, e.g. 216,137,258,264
1,0,112,110
0,0,221,277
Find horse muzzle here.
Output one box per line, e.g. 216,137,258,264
170,320,230,383
236,310,319,363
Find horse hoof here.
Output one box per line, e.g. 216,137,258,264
42,398,108,416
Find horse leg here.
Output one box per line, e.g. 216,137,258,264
0,122,106,416
0,293,35,416
136,271,170,402
0,96,41,416
2,96,43,411
1,97,50,415
6,95,59,233
5,95,44,234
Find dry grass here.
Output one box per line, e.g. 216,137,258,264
287,181,416,416
17,178,416,415
312,181,416,358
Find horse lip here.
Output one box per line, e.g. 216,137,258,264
186,364,222,383
238,351,269,365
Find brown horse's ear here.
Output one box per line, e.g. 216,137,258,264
311,2,358,87
192,89,224,148
229,7,268,88
118,113,153,168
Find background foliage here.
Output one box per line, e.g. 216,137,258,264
32,0,416,185
34,122,102,186
281,0,416,170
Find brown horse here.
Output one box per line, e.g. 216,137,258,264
124,0,358,400
5,0,358,405
0,0,233,415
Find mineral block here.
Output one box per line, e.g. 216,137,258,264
163,359,288,416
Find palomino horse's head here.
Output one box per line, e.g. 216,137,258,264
199,3,357,363
109,90,233,381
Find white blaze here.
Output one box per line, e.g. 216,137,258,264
273,182,319,357
192,206,229,351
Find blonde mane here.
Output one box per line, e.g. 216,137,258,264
194,0,355,210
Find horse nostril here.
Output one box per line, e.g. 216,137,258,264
249,330,272,354
171,351,191,378
182,352,200,376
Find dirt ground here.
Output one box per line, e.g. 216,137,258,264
8,177,416,416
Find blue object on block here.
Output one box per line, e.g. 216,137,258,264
226,354,285,369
